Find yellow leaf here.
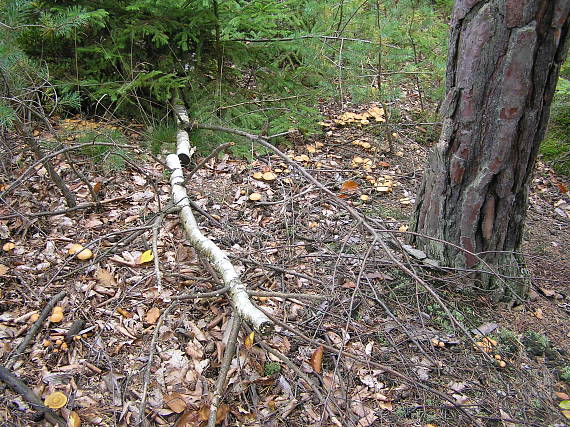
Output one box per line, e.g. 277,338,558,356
360,195,370,201
563,410,570,420
145,307,160,324
44,391,68,409
138,250,154,264
244,331,255,349
560,400,570,410
68,411,81,427
249,192,262,201
310,345,324,373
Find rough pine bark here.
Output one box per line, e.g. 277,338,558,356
410,0,569,299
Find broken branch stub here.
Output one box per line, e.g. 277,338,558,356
173,102,194,166
166,153,273,335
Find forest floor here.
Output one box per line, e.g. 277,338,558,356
0,101,569,427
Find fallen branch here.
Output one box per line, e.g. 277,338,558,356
0,366,66,426
167,154,272,334
167,102,273,335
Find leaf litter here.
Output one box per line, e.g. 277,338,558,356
0,103,568,426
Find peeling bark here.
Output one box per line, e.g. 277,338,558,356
410,0,569,299
167,101,273,334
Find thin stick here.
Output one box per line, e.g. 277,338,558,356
0,366,66,426
6,291,66,369
0,196,127,220
189,122,489,359
0,141,135,199
207,314,242,427
187,142,234,180
254,331,344,426
151,212,166,293
255,304,477,423
137,302,178,427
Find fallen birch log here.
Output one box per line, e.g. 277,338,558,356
166,104,273,335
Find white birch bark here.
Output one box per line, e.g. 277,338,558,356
166,109,273,334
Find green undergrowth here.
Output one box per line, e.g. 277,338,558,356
1,0,452,157
541,60,570,176
76,129,129,171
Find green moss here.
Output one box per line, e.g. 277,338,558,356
263,362,281,376
560,366,570,384
522,331,550,357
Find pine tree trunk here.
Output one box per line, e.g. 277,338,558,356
410,0,569,300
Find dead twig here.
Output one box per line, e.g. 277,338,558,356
151,212,166,293
0,366,66,426
137,302,178,427
207,314,241,427
254,304,479,423
0,196,127,220
187,141,234,180
6,290,66,370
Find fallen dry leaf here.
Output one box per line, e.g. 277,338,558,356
165,392,187,413
311,345,324,374
95,268,118,287
145,307,161,324
341,180,359,193
175,409,201,427
244,331,255,349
